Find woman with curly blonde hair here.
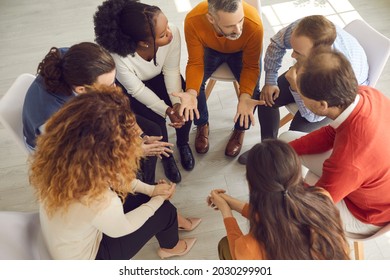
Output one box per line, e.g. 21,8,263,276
30,86,196,260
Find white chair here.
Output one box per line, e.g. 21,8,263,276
279,19,390,128
0,211,52,260
345,223,390,260
344,19,390,87
205,0,262,100
0,73,36,155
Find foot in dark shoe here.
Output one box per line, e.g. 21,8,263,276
195,122,209,154
225,129,245,157
178,144,195,171
237,150,249,165
161,156,181,183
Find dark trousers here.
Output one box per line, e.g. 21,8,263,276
128,73,192,147
257,71,331,140
95,193,178,260
195,47,261,130
136,115,160,184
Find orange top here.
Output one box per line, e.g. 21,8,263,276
223,189,334,260
223,203,266,260
184,1,263,96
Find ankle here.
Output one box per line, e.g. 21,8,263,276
161,240,186,253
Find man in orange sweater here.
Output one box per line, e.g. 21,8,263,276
177,0,264,157
280,48,390,235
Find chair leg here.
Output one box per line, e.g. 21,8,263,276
233,81,240,98
279,112,294,128
205,79,217,100
354,241,364,260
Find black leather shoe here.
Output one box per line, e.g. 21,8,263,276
161,156,181,183
178,144,195,171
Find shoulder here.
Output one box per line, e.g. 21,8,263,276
334,26,365,52
185,2,207,22
26,75,67,102
170,24,180,35
243,2,262,27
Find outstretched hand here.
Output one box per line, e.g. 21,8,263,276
234,94,266,129
171,90,200,121
142,135,173,159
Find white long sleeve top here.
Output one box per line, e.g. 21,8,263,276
39,179,164,259
112,24,183,117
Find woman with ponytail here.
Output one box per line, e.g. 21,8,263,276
207,139,350,259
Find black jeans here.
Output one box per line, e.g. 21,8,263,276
95,193,178,260
195,47,261,130
136,115,160,184
127,73,192,147
257,71,331,140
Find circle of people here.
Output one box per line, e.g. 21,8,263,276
23,0,390,260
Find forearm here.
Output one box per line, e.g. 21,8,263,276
264,22,296,85
220,194,245,214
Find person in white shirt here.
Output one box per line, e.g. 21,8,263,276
94,0,196,183
30,86,197,260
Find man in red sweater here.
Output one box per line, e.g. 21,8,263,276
280,48,390,235
176,0,264,157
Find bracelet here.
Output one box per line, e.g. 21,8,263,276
139,132,147,139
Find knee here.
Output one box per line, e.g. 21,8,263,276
218,236,233,260
159,200,177,217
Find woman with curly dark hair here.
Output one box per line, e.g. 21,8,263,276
94,0,196,184
30,86,196,259
207,139,350,259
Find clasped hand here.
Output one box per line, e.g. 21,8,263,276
151,179,176,200
207,189,230,212
166,103,185,128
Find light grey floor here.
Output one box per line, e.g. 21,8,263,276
0,0,389,260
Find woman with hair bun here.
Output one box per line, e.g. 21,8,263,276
208,139,350,260
22,42,172,185
94,0,196,184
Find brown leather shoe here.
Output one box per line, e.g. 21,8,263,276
225,129,245,157
195,123,209,154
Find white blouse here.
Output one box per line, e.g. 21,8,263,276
112,24,183,117
40,179,164,259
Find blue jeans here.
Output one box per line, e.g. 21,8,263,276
195,48,261,130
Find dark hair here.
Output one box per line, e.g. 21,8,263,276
246,140,350,260
293,15,337,47
94,0,161,63
297,47,358,108
37,42,115,96
208,0,241,15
